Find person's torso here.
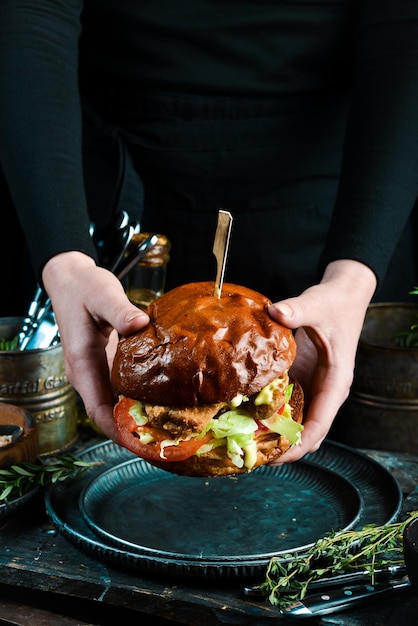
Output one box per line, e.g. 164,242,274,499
79,0,359,98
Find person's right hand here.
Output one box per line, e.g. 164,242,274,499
268,259,377,464
42,251,150,441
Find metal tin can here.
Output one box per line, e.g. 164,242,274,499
332,303,418,454
0,317,78,455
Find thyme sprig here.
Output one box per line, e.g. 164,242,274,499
0,454,98,502
0,335,19,351
260,510,418,609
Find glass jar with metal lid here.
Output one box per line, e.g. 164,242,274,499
125,233,171,310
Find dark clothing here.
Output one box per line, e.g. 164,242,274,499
1,0,418,309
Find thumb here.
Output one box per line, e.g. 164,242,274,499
119,305,150,336
268,296,310,330
95,279,150,337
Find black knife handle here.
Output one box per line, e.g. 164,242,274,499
281,577,411,618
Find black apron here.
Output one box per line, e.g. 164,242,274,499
82,90,416,303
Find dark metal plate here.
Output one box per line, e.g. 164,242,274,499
44,439,403,581
79,458,361,560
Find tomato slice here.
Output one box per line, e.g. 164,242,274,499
113,396,213,462
255,419,270,434
159,433,213,461
254,402,286,435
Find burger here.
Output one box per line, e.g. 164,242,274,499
111,281,304,477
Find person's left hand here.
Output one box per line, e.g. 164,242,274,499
267,259,377,464
42,251,150,441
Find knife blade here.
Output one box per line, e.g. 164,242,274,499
280,575,411,618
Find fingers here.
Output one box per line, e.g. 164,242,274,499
267,261,376,463
75,357,119,442
274,375,350,464
269,259,377,336
60,316,119,440
42,251,150,340
42,252,150,441
273,341,352,465
86,268,150,338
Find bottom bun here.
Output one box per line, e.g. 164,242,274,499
147,379,304,477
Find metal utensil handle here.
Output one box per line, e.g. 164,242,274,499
212,209,233,298
281,576,411,618
116,234,159,280
18,286,51,350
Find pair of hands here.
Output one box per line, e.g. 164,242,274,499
42,252,377,462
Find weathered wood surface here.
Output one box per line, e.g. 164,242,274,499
0,445,418,625
0,492,284,625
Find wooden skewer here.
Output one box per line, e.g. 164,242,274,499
212,210,233,298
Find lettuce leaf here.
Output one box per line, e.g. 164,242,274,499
259,408,303,445
209,409,257,439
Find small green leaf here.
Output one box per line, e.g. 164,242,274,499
10,466,34,476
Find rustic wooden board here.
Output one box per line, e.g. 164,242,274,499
0,494,282,625
1,444,418,625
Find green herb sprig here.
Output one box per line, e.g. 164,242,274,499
0,335,19,351
260,510,418,609
0,454,98,502
395,287,418,348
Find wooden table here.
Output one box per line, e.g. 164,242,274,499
1,435,418,626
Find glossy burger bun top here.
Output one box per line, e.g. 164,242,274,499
111,281,296,406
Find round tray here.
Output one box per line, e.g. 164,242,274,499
44,439,403,581
79,457,362,561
